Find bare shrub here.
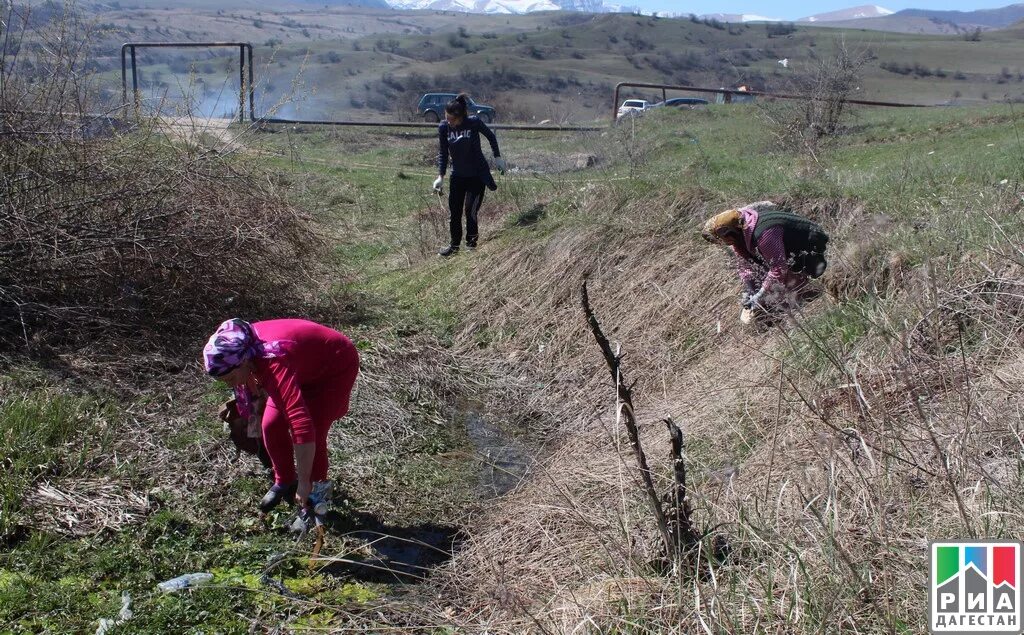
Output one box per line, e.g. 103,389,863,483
487,94,540,123
760,42,870,161
0,3,330,352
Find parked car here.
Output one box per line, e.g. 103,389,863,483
417,93,496,123
617,99,650,119
651,97,710,110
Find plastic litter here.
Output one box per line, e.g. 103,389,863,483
156,572,214,593
288,481,333,535
309,480,333,516
95,591,132,635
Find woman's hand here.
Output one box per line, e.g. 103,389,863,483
495,157,507,174
293,442,315,508
432,175,443,193
296,479,312,508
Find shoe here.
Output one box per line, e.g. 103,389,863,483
438,244,459,257
465,240,477,251
259,481,297,513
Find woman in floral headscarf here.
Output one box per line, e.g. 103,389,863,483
702,201,829,324
203,318,359,512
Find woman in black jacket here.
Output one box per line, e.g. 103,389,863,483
433,93,506,257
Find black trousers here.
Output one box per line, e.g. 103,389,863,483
448,176,485,247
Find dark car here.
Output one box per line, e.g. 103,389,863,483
652,97,709,109
418,93,496,123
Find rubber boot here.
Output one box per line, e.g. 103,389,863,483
259,481,297,513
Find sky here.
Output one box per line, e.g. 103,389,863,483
636,0,1015,19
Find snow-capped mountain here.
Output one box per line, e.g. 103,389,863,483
798,5,893,22
555,0,607,10
388,0,559,12
699,12,782,22
386,0,647,14
384,0,893,19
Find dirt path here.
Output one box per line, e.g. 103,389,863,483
157,116,244,152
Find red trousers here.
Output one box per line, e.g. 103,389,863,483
261,346,359,485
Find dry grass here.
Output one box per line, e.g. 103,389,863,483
27,479,150,537
416,177,1024,633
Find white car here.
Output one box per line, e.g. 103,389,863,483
617,99,649,119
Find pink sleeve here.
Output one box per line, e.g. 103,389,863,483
260,359,315,445
755,226,788,292
732,247,757,290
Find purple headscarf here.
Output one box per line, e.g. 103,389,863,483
203,318,288,421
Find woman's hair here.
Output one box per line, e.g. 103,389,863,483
445,93,470,119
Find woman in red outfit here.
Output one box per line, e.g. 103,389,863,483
203,318,359,511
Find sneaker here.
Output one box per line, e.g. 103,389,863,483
465,240,477,251
259,481,297,513
438,244,459,257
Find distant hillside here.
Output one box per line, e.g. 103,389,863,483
699,13,782,23
798,4,893,23
895,3,1024,28
824,15,969,33
386,0,636,15
826,3,1024,33
28,4,1024,121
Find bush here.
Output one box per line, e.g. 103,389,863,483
766,22,797,37
622,33,654,52
0,13,327,350
760,43,869,157
702,17,726,30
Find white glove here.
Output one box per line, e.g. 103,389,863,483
495,157,507,174
432,175,443,193
747,289,764,307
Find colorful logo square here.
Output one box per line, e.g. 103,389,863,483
931,541,1023,634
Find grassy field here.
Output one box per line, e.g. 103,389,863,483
7,11,1024,627
253,101,1024,631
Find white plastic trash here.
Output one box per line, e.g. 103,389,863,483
157,572,214,593
95,591,133,634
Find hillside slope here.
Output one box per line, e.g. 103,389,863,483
54,4,1024,120
376,103,1024,631
4,85,1024,631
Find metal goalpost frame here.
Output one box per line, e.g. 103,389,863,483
120,42,255,122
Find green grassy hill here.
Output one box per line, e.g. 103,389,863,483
70,3,1024,121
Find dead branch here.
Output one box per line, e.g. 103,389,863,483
579,279,675,563
664,417,701,557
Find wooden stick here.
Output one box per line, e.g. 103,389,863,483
580,280,675,562
309,525,325,573
664,417,700,557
